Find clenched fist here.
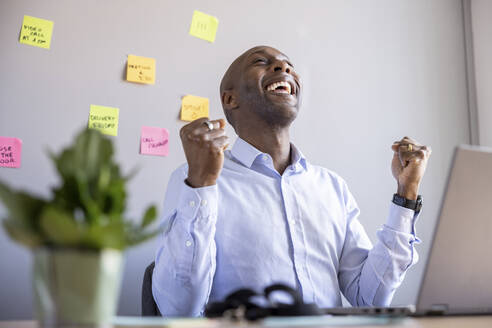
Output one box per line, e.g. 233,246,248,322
391,136,432,200
180,118,229,188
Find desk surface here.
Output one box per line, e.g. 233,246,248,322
2,317,492,328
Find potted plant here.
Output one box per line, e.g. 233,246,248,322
0,128,160,327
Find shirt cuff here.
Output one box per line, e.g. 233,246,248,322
385,202,419,235
176,180,218,221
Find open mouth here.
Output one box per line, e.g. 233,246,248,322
265,80,294,95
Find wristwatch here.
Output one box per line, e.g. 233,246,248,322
392,194,423,213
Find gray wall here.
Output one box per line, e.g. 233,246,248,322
0,0,470,319
471,0,492,147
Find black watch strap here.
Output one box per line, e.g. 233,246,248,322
392,194,423,213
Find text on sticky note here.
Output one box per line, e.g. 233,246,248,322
127,55,156,84
140,126,169,156
0,137,22,168
181,95,209,121
88,105,119,136
19,15,54,49
189,10,219,43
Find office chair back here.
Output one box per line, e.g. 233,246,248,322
142,261,161,316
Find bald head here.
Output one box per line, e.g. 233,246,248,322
219,45,300,131
220,46,287,127
220,46,271,96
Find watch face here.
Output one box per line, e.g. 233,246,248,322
393,194,405,206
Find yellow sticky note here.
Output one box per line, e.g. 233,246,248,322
127,55,156,85
88,105,119,136
181,95,209,122
189,10,219,43
19,15,54,49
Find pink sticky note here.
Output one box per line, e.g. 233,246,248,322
140,126,169,156
0,137,22,168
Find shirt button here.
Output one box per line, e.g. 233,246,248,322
291,220,296,225
189,200,195,207
262,155,268,161
185,240,192,247
201,199,208,206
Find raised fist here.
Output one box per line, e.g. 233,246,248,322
391,136,432,200
180,118,229,188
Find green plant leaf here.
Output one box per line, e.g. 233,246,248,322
81,221,126,250
40,206,81,246
75,170,101,224
0,181,46,228
105,178,126,218
2,219,43,248
97,165,111,195
141,205,157,228
0,181,47,248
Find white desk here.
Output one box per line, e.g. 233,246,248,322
2,316,492,328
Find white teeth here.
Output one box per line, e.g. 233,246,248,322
266,81,292,94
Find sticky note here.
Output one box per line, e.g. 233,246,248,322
127,55,156,85
0,137,22,168
189,10,219,43
88,105,119,136
19,15,54,49
140,126,169,156
180,95,209,121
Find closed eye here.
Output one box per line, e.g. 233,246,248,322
253,57,267,64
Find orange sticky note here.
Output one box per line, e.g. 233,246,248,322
180,95,209,121
189,10,219,43
127,55,156,85
19,15,54,49
0,137,22,168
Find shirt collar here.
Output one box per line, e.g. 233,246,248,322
291,143,308,171
230,137,307,171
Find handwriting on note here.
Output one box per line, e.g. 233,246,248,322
189,10,219,43
19,15,54,49
140,126,169,156
127,55,156,84
180,95,209,122
88,105,119,136
0,137,22,168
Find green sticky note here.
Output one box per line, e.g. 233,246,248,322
189,10,219,43
88,105,119,136
19,15,54,49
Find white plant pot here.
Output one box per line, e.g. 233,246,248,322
33,248,123,328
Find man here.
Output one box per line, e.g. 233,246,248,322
152,46,431,317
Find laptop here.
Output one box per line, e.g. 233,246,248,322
325,145,492,316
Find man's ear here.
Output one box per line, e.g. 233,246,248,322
221,90,239,110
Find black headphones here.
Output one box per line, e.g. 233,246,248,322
204,283,323,320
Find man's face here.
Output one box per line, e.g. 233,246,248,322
236,46,301,127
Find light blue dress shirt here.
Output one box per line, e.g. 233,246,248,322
152,138,420,317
